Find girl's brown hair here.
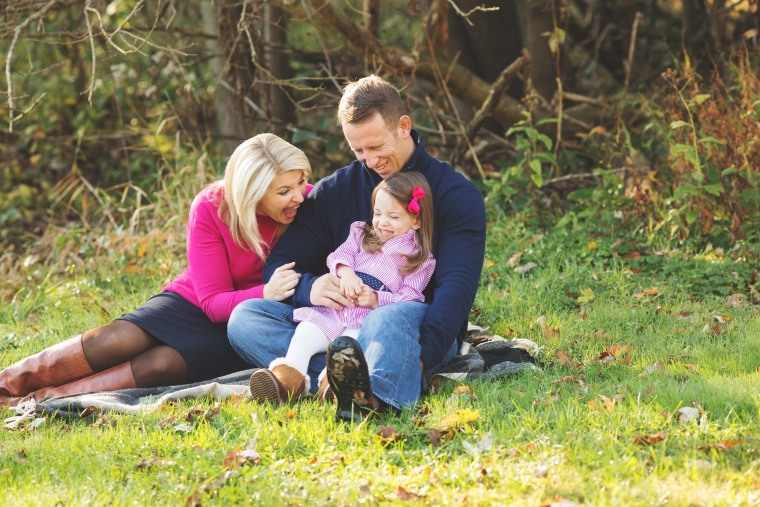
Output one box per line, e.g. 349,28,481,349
362,171,434,273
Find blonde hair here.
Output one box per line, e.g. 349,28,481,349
362,171,434,274
214,133,311,260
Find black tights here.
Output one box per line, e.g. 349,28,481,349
81,320,189,387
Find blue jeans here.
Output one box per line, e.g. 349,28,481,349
227,299,457,409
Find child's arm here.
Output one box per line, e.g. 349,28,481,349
336,264,364,299
375,256,437,307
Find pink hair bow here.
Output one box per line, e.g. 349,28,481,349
407,186,426,214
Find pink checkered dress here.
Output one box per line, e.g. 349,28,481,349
293,221,436,340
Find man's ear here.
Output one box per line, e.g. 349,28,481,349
397,115,412,138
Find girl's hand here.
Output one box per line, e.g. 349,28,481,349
356,285,378,309
336,265,364,299
340,273,364,299
263,262,301,301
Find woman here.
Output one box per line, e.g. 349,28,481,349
0,133,311,406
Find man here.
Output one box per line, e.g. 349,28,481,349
227,75,486,419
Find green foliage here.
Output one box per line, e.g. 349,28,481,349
484,115,559,212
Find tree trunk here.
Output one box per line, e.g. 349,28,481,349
515,0,559,101
264,4,296,137
364,0,381,37
200,1,254,153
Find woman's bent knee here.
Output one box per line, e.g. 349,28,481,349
131,346,188,387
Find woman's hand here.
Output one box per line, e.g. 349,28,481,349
263,262,301,301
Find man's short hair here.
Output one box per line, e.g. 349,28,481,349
338,75,408,131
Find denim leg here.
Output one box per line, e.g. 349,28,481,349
227,299,325,391
357,302,428,409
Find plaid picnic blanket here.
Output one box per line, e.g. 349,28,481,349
5,326,540,423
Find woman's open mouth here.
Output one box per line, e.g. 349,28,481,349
283,205,299,219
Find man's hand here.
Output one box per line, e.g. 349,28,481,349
310,273,353,309
356,285,377,309
263,262,301,301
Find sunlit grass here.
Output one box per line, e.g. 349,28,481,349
1,207,758,506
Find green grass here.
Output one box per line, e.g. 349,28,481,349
1,211,758,506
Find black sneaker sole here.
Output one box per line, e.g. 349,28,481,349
326,336,375,421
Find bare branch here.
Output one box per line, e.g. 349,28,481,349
447,0,500,26
6,0,60,132
84,2,97,105
465,51,530,141
624,12,644,96
271,0,525,129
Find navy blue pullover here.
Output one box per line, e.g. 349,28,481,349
263,131,486,369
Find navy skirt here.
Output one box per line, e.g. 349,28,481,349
118,292,251,382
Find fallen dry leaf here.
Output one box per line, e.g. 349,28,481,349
598,394,615,413
514,262,538,275
186,403,220,422
537,315,561,339
556,350,580,368
377,425,402,445
678,406,701,423
397,485,426,501
633,433,666,445
437,408,480,430
222,449,261,469
79,406,101,418
426,428,444,446
450,385,477,400
697,440,741,451
134,458,176,470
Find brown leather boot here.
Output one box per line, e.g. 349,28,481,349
28,362,136,401
248,364,306,404
0,335,93,399
317,374,334,402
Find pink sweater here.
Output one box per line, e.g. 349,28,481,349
294,221,436,340
163,185,304,324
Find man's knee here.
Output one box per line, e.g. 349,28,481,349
228,299,268,344
362,302,427,334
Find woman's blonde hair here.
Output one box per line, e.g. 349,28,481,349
362,171,434,274
213,133,310,260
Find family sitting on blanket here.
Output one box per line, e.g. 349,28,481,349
1,75,487,421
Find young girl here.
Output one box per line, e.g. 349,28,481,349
248,171,436,403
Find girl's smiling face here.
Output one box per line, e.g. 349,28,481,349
371,188,420,243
